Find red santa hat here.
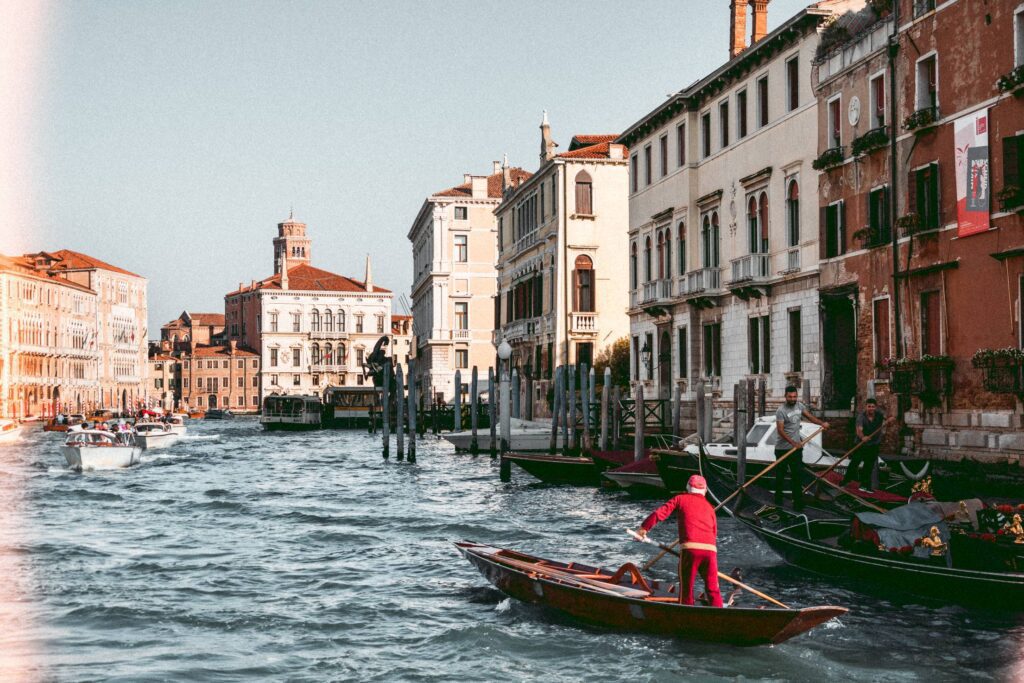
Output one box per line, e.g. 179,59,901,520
687,474,707,496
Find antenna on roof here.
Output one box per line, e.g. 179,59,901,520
289,205,293,220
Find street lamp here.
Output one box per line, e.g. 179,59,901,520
640,340,652,372
497,340,512,453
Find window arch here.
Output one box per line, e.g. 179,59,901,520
574,254,595,312
324,310,333,332
311,309,321,332
663,229,672,279
758,191,769,254
787,179,800,247
324,342,333,365
337,310,345,332
644,236,652,282
574,170,593,215
630,242,638,289
677,221,686,275
748,196,760,254
338,343,347,366
312,343,321,365
656,231,665,279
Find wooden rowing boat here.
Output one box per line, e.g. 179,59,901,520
500,450,634,486
456,542,847,646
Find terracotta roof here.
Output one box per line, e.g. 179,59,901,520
556,141,627,160
149,353,177,362
165,312,225,328
227,262,391,295
184,343,259,359
434,168,533,199
392,314,412,321
0,253,96,293
46,249,142,278
569,134,618,150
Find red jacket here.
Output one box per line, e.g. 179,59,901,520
641,493,718,551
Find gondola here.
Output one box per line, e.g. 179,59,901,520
456,541,846,646
699,449,1024,609
602,456,667,495
500,450,634,486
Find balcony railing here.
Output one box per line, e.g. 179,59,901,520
658,278,673,299
729,253,771,284
641,280,659,303
640,278,673,304
450,328,471,341
630,289,639,308
685,267,722,294
676,277,689,297
503,318,539,343
513,230,538,256
310,330,349,340
570,313,597,334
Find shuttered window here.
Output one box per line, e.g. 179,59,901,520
910,163,941,231
575,170,593,215
920,290,942,356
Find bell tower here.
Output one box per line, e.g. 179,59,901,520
272,211,312,274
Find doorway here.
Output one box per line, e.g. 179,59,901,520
822,294,857,409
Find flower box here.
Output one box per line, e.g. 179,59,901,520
915,356,954,405
851,126,889,157
904,106,940,134
997,66,1024,96
972,348,1024,394
812,146,846,171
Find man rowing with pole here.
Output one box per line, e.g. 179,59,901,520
635,474,723,608
775,385,829,511
841,398,895,492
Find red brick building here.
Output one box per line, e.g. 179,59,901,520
813,0,1024,461
179,341,260,413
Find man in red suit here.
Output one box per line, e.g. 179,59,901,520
636,474,723,607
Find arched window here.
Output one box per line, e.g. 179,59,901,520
337,310,345,332
324,310,333,332
575,170,593,215
574,254,595,312
656,231,665,279
338,344,347,366
663,229,672,279
701,215,712,268
312,343,321,365
787,179,800,247
630,242,638,289
677,221,686,275
758,191,769,254
311,309,321,332
712,212,720,267
748,196,759,254
324,342,333,365
644,236,652,282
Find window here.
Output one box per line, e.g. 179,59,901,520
210,377,218,390
356,315,364,333
868,185,891,244
540,183,545,218
676,123,686,167
454,206,467,220
757,76,769,128
662,228,672,278
237,360,243,369
633,335,640,381
920,290,942,355
312,343,321,365
786,180,800,247
337,310,345,332
356,348,364,367
701,212,720,268
911,163,941,231
701,113,712,158
237,376,243,388
656,231,665,279
376,314,385,334
454,234,468,262
270,312,278,332
222,360,228,369
252,376,258,387
1020,277,1024,347
270,348,278,367
291,312,300,332
455,349,468,369
455,302,468,330
552,177,557,214
575,170,593,215
786,56,799,111
253,395,258,406
645,332,654,380
913,0,935,18
916,54,938,111
869,73,886,128
292,348,301,367
789,309,802,372
271,374,278,385
574,255,594,312
703,323,721,377
630,242,638,289
659,134,668,177
311,309,321,332
644,145,652,185
873,298,890,366
677,222,686,274
827,96,841,148
644,237,652,282
678,326,688,379
1017,7,1024,68
824,201,846,258
631,154,638,192
749,315,770,374
737,90,748,139
293,374,301,386
719,100,729,148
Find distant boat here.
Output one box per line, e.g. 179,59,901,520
165,414,187,436
443,418,563,452
0,419,22,444
60,429,142,470
321,385,376,428
261,395,322,431
204,409,234,420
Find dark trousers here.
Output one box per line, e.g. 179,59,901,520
774,448,805,510
843,444,880,487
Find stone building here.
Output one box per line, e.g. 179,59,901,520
225,216,393,401
161,311,225,349
0,253,100,418
178,341,260,413
620,1,861,425
494,114,630,415
408,163,531,403
390,314,413,368
812,0,1024,459
146,343,178,412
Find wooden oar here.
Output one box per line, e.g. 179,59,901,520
800,423,886,495
627,529,789,609
641,427,824,571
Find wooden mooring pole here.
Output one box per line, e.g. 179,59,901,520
395,364,405,461
470,366,479,455
407,359,417,463
381,362,391,460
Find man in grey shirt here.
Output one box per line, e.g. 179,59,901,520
774,385,829,511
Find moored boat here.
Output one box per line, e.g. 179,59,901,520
603,457,666,494
443,418,563,452
60,429,142,470
501,450,633,485
261,395,322,431
456,542,847,646
134,421,180,449
204,409,234,420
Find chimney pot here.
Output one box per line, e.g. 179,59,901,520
749,0,770,45
463,173,472,184
729,1,748,57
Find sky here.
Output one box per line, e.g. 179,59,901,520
5,0,811,335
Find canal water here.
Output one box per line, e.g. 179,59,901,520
1,421,1022,682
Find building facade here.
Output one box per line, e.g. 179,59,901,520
408,163,531,403
813,0,1024,459
390,314,413,368
494,115,630,415
225,216,393,400
146,343,178,412
177,341,260,412
161,311,225,349
620,1,860,423
0,254,100,418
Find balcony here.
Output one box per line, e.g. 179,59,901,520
450,328,471,341
682,268,723,309
502,318,539,343
309,330,349,340
641,280,659,303
785,248,800,273
729,253,771,284
630,289,639,308
904,106,939,135
513,230,538,256
570,313,597,335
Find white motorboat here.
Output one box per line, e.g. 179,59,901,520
443,417,564,452
134,422,180,449
0,419,22,444
165,414,187,436
60,430,142,470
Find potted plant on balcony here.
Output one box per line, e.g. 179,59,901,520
894,212,936,238
903,106,940,135
996,185,1024,214
851,126,889,157
881,357,918,394
915,354,954,405
812,146,845,171
997,65,1024,96
972,347,1024,394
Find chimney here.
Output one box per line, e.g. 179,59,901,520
364,253,373,293
281,261,289,290
501,154,511,193
229,339,237,353
539,110,557,162
463,173,472,184
470,175,488,198
492,160,501,174
608,143,625,160
730,0,748,57
750,0,770,45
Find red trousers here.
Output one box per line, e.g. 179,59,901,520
678,548,723,607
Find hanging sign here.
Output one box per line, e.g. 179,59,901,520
954,109,990,237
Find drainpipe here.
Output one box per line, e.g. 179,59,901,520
562,163,571,367
888,5,903,358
